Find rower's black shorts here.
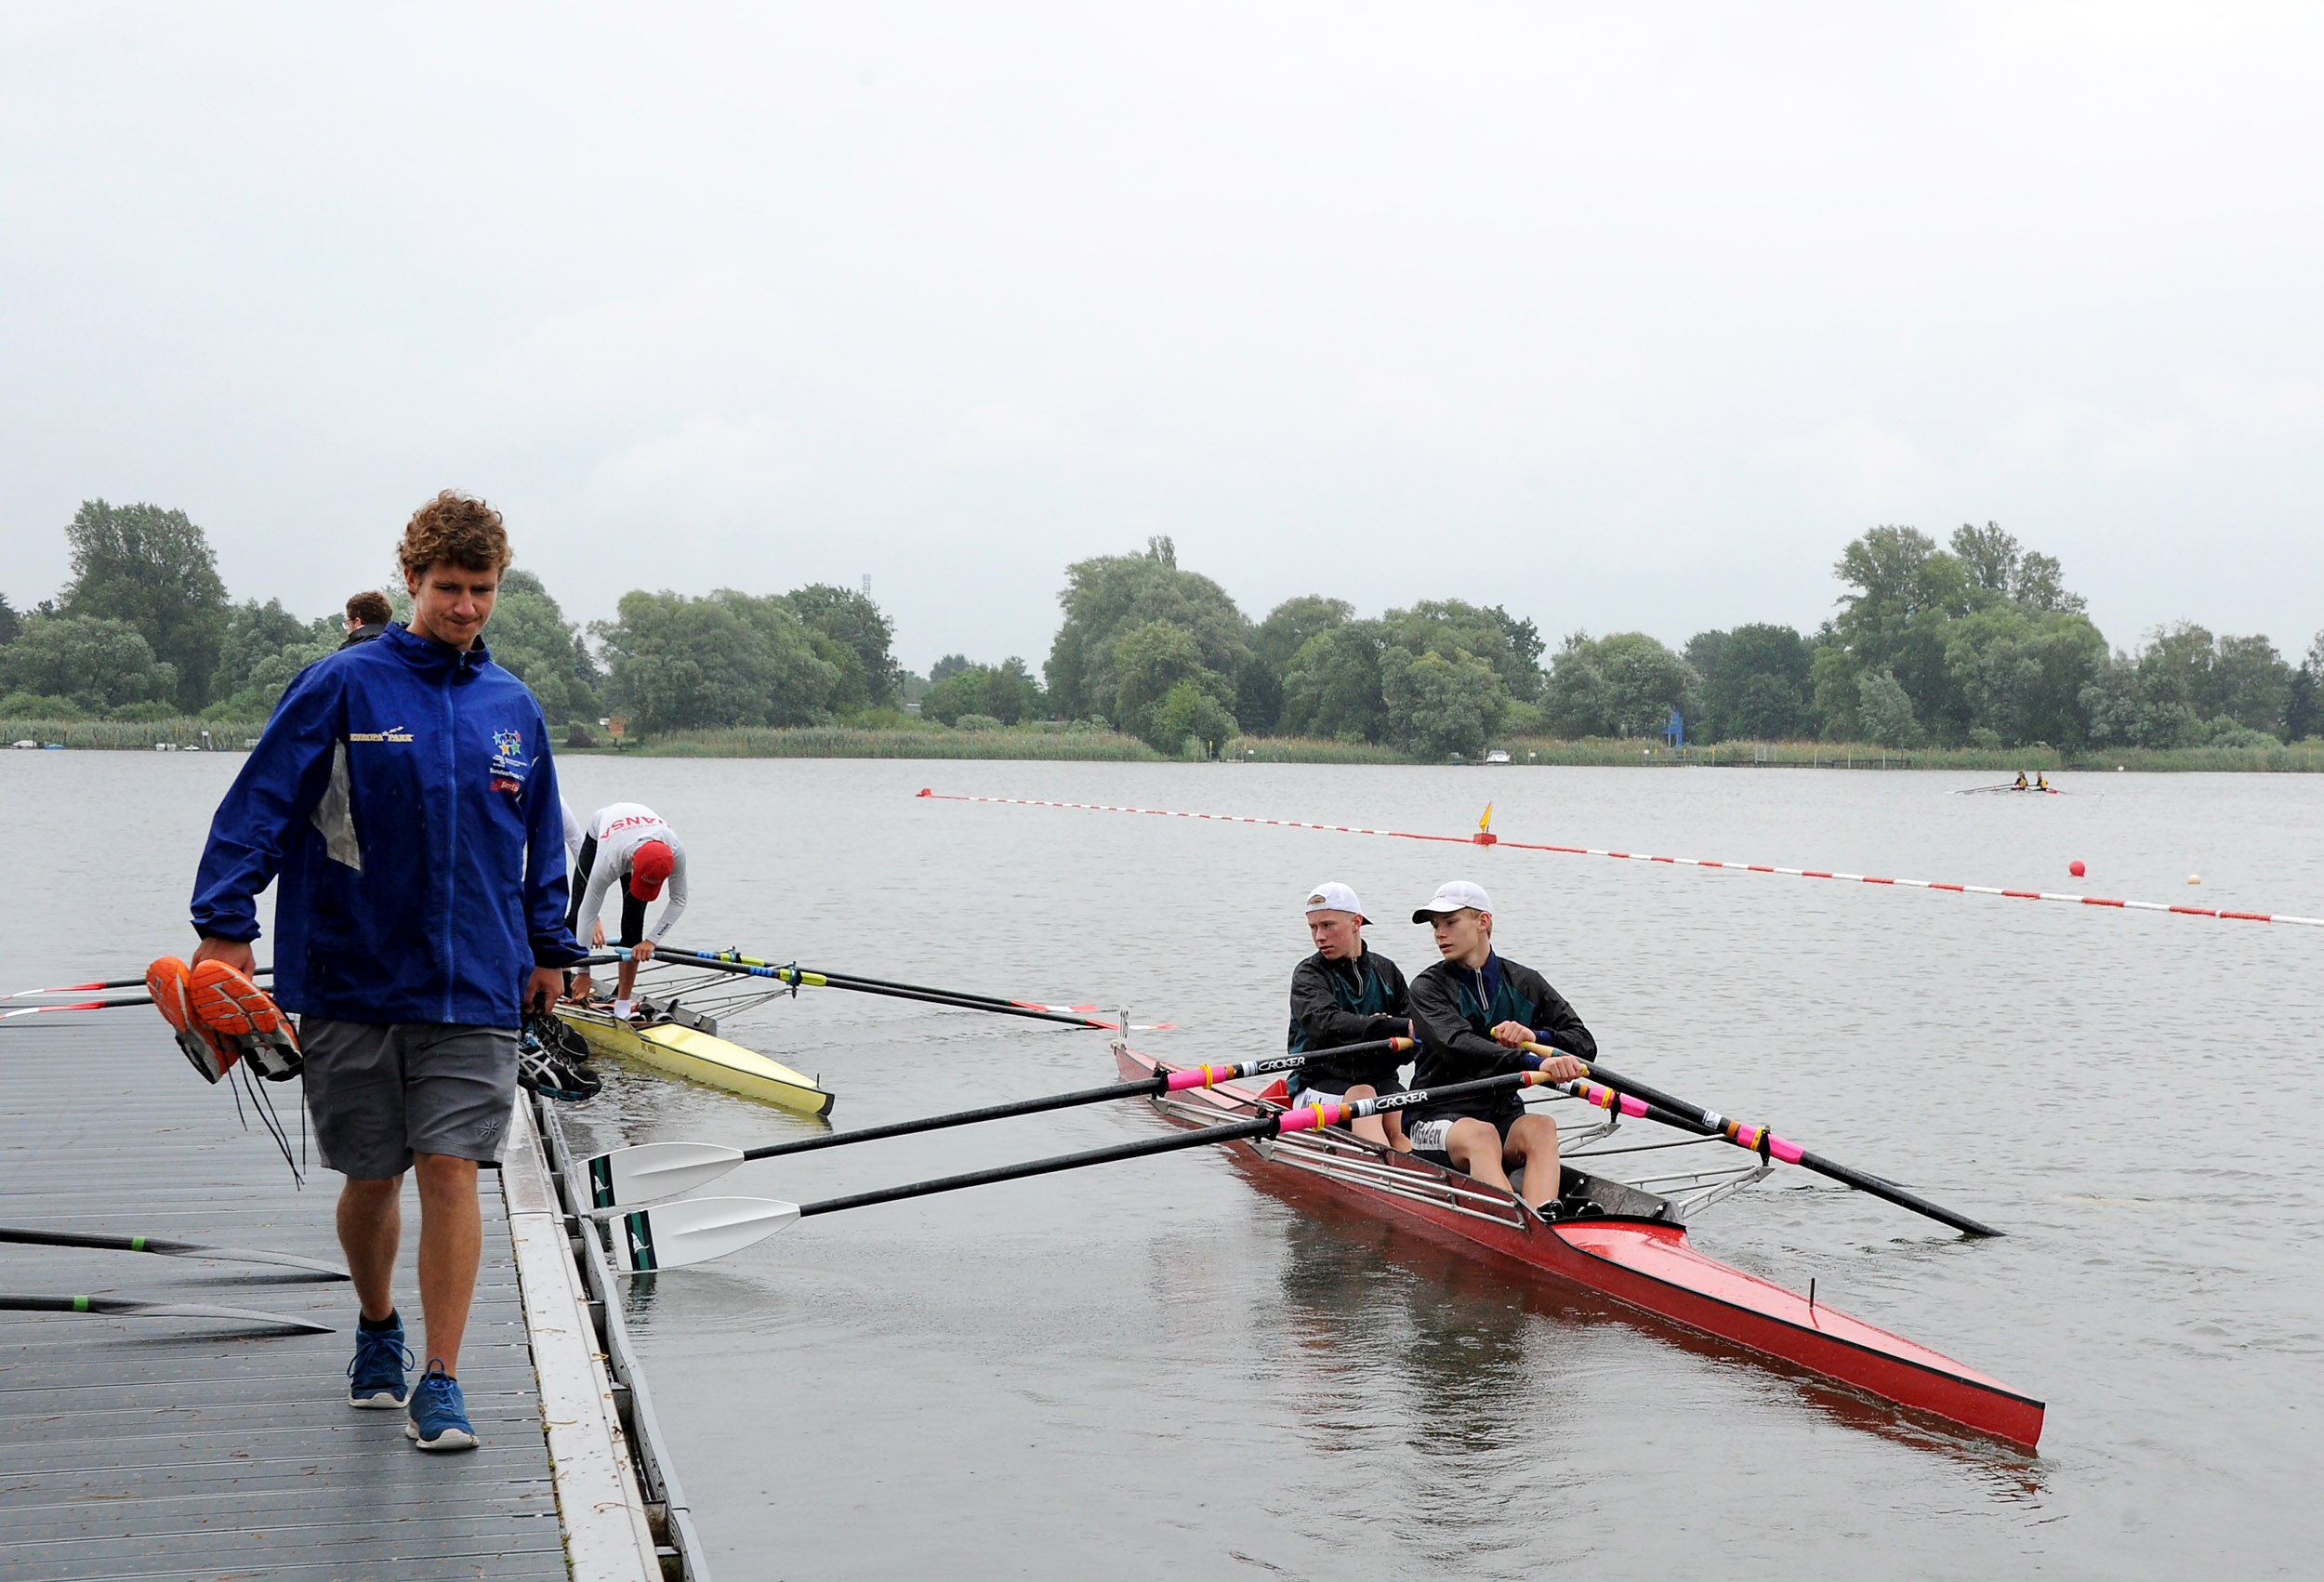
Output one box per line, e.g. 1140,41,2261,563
568,834,649,949
614,889,647,949
1406,1108,1522,1173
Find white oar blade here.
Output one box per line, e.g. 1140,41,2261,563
174,1245,351,1280
577,1142,746,1208
609,1196,799,1272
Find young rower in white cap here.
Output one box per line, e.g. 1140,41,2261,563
1405,880,1592,1214
1287,881,1414,1151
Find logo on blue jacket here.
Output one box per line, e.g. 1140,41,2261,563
489,727,529,793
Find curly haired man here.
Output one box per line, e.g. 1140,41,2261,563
190,491,587,1450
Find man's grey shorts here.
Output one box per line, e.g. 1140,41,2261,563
300,1019,518,1179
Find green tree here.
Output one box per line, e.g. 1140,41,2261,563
786,585,904,709
1112,619,1235,749
1277,621,1389,742
1942,607,2108,747
919,669,982,726
1688,623,1815,741
1155,678,1237,756
0,614,179,715
209,599,316,703
1244,596,1353,732
2287,630,2324,742
1855,667,1922,747
1543,631,1701,738
58,500,231,710
1821,521,2099,744
1380,600,1545,702
593,589,840,731
1381,646,1503,758
0,593,20,646
1044,537,1256,725
1821,525,1974,741
2212,633,2291,735
1274,600,1544,748
2080,623,2293,747
208,638,336,720
929,653,971,683
921,657,1045,726
488,571,601,725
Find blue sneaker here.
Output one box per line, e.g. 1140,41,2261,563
405,1359,479,1451
347,1313,414,1408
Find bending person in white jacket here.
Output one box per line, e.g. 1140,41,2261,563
564,801,690,1021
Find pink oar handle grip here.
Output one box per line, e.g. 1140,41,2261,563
1164,1064,1246,1091
1274,1102,1343,1134
1723,1121,1805,1164
1570,1077,1649,1118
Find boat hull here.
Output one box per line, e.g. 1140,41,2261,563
557,1007,835,1117
1118,1048,2040,1449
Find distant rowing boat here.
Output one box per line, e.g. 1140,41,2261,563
1116,1045,2042,1449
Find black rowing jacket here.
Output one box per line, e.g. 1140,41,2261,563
1408,953,1597,1123
1286,947,1411,1088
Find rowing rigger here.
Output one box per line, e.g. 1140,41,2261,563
1520,1045,2001,1237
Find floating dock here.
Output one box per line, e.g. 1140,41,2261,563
0,1020,706,1582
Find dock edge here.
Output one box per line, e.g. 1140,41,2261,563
507,1089,714,1582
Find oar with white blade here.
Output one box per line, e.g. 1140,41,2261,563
0,1294,333,1332
578,1040,1412,1207
0,1226,349,1279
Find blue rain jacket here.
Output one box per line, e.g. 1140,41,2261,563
191,622,588,1026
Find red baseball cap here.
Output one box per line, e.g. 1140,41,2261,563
628,840,675,900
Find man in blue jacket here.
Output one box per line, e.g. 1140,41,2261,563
190,491,585,1452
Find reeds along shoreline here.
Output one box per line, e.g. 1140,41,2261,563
7,715,2321,771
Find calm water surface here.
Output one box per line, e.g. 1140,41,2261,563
10,752,2322,1579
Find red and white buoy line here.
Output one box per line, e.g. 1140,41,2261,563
914,789,2324,929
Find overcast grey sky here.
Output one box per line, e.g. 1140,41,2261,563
4,3,2319,672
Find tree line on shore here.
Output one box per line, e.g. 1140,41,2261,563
5,500,2320,757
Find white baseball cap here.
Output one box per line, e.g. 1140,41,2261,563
1302,881,1367,922
1412,879,1494,922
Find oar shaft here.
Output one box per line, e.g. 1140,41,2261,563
1162,1036,1411,1093
795,1062,1546,1221
0,1227,350,1278
650,949,1106,1028
798,1114,1278,1218
740,1075,1168,1162
669,947,1035,1013
7,968,271,999
0,1228,176,1254
1567,1056,2004,1238
0,1294,332,1331
0,998,148,1020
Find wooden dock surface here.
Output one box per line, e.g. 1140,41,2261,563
0,1020,590,1581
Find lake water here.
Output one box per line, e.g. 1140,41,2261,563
9,752,2321,1579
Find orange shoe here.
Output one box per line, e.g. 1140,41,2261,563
187,959,302,1080
146,956,238,1084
